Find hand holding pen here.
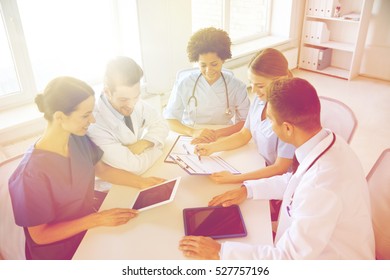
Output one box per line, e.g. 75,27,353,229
183,143,202,162
194,143,215,160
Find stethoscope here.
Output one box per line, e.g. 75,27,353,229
286,132,336,217
187,72,232,117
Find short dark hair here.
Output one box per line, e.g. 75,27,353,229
267,77,321,132
186,27,232,62
105,56,143,92
35,76,94,121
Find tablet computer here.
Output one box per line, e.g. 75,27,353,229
130,177,181,211
183,205,247,239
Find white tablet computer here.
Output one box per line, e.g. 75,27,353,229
130,177,181,211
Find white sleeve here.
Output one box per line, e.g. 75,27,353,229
221,170,342,260
244,172,292,200
139,101,169,147
102,143,162,175
163,79,186,121
231,78,250,123
88,126,162,175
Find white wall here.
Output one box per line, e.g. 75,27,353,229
137,0,192,94
360,0,390,80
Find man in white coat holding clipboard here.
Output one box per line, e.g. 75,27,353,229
179,77,375,260
88,57,169,175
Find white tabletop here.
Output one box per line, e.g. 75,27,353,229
73,132,273,259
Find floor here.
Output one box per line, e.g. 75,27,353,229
291,69,390,175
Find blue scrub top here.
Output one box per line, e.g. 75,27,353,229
244,97,295,165
163,70,250,126
8,135,103,259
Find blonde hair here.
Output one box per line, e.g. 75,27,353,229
248,48,292,79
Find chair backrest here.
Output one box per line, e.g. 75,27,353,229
0,155,26,259
366,148,390,260
175,67,234,83
319,96,357,143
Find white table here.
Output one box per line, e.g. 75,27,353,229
73,132,273,259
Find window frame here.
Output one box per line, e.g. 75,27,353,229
0,0,36,109
0,0,141,111
192,0,272,45
224,0,272,45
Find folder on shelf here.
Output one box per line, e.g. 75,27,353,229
300,46,332,71
325,0,337,18
317,47,332,70
319,0,327,17
304,21,330,44
306,0,314,16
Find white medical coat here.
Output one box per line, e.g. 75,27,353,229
163,70,250,126
221,130,375,259
87,95,169,175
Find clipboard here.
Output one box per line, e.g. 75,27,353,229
164,135,196,164
165,135,240,175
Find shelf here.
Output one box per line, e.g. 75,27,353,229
304,41,355,52
306,15,360,24
299,66,350,80
300,0,374,80
315,66,350,79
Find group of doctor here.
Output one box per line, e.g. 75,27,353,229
8,26,375,260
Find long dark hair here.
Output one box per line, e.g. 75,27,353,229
35,76,94,121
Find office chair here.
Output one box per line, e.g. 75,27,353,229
319,96,358,143
366,148,390,260
0,155,26,259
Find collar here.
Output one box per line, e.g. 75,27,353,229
294,129,335,177
101,94,125,121
295,128,329,165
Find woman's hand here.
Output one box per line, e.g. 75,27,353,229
194,143,215,156
208,187,248,207
209,171,241,184
140,177,166,189
179,236,221,259
191,128,217,144
93,208,139,227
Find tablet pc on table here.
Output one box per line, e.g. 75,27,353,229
130,177,181,211
183,205,247,239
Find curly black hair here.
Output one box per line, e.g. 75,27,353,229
186,27,232,62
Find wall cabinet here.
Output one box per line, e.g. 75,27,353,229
299,0,374,80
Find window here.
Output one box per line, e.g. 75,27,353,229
0,13,20,98
0,0,141,110
191,0,271,44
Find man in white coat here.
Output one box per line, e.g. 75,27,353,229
88,57,169,175
179,77,375,260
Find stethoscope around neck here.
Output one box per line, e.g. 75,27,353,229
286,132,337,217
187,72,232,117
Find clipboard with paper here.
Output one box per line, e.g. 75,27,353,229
165,135,240,175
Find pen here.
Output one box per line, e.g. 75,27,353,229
195,146,202,162
182,144,190,155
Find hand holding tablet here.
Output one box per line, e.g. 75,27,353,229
130,177,181,211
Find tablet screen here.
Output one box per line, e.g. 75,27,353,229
183,205,247,239
131,177,180,211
